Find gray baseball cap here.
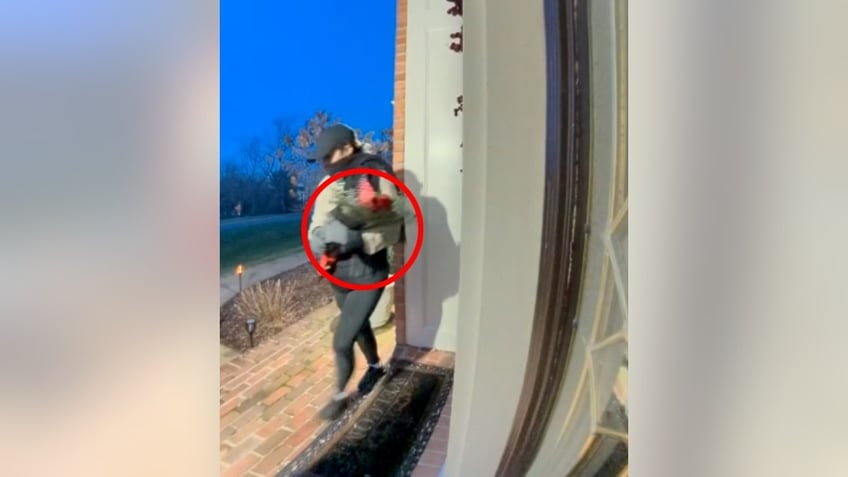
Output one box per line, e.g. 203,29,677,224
308,124,356,162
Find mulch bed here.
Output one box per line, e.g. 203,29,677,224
220,263,335,352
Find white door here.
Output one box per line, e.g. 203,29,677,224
402,0,463,351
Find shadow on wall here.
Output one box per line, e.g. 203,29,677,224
400,168,460,348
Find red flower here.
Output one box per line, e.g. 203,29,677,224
372,195,393,211
357,176,394,212
358,177,377,206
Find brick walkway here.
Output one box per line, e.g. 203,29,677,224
220,304,396,477
220,303,455,477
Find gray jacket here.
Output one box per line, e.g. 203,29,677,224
308,157,409,279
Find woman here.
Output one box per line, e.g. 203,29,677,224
307,124,403,421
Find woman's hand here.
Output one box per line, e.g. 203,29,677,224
310,218,363,258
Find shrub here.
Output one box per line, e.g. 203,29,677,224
234,279,297,326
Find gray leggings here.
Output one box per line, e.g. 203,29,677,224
331,284,385,392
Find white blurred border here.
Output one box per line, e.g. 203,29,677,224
0,1,219,476
633,0,848,475
0,0,846,475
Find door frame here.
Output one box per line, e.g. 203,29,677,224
496,0,592,475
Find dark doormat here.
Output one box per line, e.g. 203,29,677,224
278,360,453,477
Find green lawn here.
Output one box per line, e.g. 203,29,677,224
220,217,304,275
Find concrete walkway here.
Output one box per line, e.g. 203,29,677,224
221,252,309,305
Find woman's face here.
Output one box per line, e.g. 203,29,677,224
323,144,355,166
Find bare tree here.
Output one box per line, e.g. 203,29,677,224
220,156,248,218
220,110,393,217
239,136,265,182
288,111,341,193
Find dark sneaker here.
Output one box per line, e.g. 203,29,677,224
319,397,348,421
357,365,387,395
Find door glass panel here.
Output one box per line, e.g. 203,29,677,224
610,212,628,302
596,257,627,341
598,361,629,434
590,337,627,428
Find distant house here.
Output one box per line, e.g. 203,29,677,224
391,0,629,475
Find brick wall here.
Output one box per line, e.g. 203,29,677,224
392,0,408,346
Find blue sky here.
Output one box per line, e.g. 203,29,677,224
221,1,397,160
